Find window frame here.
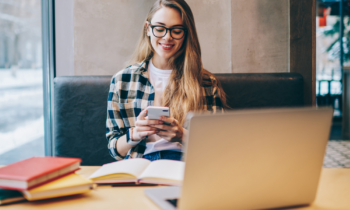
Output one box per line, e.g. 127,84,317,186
41,0,56,156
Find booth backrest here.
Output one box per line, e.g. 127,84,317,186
54,73,303,165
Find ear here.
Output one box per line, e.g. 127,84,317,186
145,21,150,36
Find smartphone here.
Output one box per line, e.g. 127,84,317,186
146,106,171,125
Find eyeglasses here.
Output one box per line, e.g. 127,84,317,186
149,24,187,40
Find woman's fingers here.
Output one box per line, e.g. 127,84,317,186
135,126,158,132
135,110,182,142
150,124,178,132
160,116,178,126
133,127,158,140
134,109,160,141
135,119,162,126
139,131,158,138
158,130,176,137
137,109,148,120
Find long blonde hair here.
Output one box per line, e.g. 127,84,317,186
130,0,226,125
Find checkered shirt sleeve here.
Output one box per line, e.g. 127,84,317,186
106,63,153,160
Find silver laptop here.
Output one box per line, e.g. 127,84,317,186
145,107,333,210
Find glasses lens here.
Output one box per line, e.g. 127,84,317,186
171,28,185,39
152,26,185,39
152,26,166,38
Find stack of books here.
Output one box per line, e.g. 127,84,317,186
0,157,95,205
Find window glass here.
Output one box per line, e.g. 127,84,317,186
330,81,342,95
0,0,44,164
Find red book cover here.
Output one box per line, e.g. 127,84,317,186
0,157,81,182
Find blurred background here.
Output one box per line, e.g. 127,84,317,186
0,0,44,164
316,0,350,139
0,0,349,167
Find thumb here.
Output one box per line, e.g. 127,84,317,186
137,109,148,120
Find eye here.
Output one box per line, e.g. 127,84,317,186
154,27,165,32
172,29,184,34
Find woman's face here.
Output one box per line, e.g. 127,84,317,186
147,7,185,66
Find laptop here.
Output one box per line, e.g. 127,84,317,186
145,107,333,210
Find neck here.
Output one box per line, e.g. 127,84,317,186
151,56,171,70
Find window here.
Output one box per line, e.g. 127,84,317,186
0,0,44,164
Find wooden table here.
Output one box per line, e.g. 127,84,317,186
2,167,350,210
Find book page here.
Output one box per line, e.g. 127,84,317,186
89,159,151,180
138,160,185,182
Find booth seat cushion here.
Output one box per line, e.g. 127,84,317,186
215,73,304,109
53,73,303,165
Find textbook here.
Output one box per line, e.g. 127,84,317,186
89,159,185,186
0,188,25,205
22,173,95,201
0,157,81,190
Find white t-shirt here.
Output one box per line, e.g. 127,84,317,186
144,59,182,155
148,59,172,106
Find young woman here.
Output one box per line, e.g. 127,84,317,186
106,0,226,161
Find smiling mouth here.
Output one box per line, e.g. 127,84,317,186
159,43,174,50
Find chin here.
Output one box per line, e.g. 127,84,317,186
157,48,177,58
158,53,173,60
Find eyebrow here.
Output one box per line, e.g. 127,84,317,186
153,22,184,27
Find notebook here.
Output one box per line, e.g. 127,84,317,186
145,107,333,210
22,173,95,201
89,158,184,185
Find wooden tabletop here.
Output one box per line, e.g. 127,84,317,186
1,167,350,210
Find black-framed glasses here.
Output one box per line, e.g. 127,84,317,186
149,25,187,40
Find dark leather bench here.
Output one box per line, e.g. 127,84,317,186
53,73,304,165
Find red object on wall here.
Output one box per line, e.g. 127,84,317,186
319,8,328,27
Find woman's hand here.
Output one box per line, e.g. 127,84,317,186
133,109,162,141
150,116,184,143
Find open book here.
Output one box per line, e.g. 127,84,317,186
88,159,185,186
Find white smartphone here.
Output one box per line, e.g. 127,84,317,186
146,106,171,125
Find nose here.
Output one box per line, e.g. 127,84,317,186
163,29,173,40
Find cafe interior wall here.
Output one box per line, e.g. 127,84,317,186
56,0,289,76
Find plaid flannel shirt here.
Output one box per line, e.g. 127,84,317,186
106,61,224,160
